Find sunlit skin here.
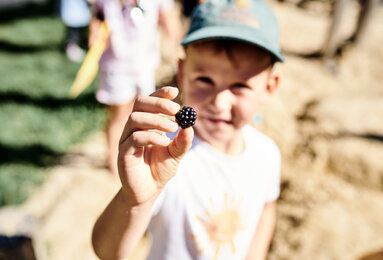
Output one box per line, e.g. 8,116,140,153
178,41,280,155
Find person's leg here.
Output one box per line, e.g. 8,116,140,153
352,0,378,47
106,101,135,178
322,0,350,59
65,26,86,62
98,71,140,178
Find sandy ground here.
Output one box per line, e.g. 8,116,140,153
3,1,383,259
21,133,151,260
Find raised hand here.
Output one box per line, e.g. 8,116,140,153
117,86,194,207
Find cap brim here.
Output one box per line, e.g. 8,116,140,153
181,26,284,62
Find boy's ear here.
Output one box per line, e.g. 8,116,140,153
262,70,280,104
267,70,280,94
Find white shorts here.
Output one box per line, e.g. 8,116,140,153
96,70,155,105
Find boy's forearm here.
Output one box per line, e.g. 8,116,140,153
92,188,155,260
245,201,276,260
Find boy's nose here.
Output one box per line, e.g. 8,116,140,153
209,89,233,113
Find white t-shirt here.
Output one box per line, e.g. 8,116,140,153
147,125,281,260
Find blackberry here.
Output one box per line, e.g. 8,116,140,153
175,106,197,129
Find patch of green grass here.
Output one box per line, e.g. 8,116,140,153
0,13,106,206
0,164,44,206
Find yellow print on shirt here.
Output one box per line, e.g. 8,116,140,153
192,193,246,259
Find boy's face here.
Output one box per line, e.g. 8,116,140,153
178,41,280,153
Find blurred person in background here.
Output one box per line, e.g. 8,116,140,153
60,0,92,62
90,0,182,178
322,0,379,70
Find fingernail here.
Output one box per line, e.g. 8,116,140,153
169,102,180,112
169,119,178,129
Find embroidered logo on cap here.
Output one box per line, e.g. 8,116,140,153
219,0,259,29
235,0,250,8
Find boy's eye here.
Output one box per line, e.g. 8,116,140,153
232,83,249,89
231,83,251,95
196,76,213,85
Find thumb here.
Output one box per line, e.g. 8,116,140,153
168,127,194,163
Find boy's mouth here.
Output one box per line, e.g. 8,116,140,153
206,117,231,125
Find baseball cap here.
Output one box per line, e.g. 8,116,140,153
181,0,284,62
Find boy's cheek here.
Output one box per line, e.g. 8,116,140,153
236,103,260,123
184,88,209,106
258,90,273,105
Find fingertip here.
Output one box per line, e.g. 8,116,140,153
152,86,179,100
160,134,172,147
176,127,194,148
165,86,179,97
179,126,194,138
169,101,181,115
168,127,194,161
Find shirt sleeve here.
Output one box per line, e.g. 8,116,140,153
265,142,281,202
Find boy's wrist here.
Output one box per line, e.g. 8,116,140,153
117,187,159,212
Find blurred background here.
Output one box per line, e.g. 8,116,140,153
0,0,382,259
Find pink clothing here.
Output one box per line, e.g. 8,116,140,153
96,0,173,74
94,0,174,104
96,70,155,105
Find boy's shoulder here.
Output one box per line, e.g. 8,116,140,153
243,125,281,157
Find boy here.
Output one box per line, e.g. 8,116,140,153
92,0,284,259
